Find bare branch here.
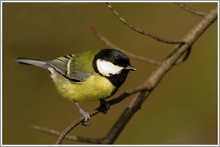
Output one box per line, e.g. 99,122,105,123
90,26,161,65
176,3,207,16
32,125,100,143
106,2,185,44
32,125,61,136
55,116,86,144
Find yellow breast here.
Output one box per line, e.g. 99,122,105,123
51,72,116,102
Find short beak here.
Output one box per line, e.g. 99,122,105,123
125,65,136,71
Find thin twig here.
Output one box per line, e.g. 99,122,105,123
90,26,161,65
176,3,207,16
32,125,104,143
32,125,61,136
32,125,78,141
106,2,184,44
55,116,87,144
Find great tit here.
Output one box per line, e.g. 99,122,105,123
16,48,136,123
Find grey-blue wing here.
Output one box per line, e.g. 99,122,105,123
47,54,92,82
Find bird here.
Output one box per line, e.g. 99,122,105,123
16,48,136,124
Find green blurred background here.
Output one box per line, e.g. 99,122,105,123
3,2,217,145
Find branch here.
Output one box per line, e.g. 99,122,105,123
176,3,207,16
106,2,185,44
90,26,161,65
32,125,102,143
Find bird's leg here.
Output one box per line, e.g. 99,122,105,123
74,102,90,126
98,99,110,114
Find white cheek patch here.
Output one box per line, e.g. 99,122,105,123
96,59,123,77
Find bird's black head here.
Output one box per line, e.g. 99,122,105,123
93,48,136,88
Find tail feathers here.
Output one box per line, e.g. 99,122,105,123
16,58,49,69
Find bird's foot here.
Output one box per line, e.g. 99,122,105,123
79,109,91,126
98,99,110,114
74,102,91,126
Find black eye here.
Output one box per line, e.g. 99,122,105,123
114,60,119,65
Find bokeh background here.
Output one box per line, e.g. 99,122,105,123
3,2,217,145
